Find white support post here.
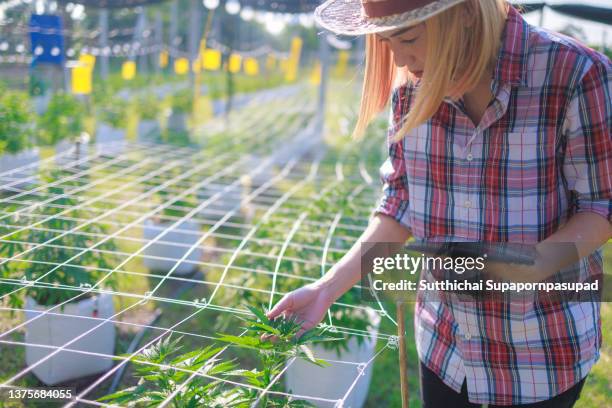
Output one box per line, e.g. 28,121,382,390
155,11,163,74
169,0,178,67
188,0,200,84
317,33,331,139
99,9,109,79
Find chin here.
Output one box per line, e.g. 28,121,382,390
410,70,424,79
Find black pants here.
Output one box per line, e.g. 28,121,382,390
420,362,586,408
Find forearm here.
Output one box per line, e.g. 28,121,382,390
536,212,612,274
316,214,412,301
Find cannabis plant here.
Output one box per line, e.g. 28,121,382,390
100,306,338,407
0,171,118,308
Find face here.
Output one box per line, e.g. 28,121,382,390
376,23,427,77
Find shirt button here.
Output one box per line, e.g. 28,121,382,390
464,200,472,208
466,153,473,161
465,333,472,340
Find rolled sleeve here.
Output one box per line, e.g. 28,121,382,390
562,58,612,223
372,87,412,230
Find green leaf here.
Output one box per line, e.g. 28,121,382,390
216,334,264,349
247,321,281,335
298,345,316,364
246,304,269,323
98,385,141,402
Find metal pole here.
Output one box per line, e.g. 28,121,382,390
131,8,144,63
169,0,178,67
187,0,200,84
193,9,215,123
316,33,330,139
99,8,109,79
155,11,163,74
138,11,149,75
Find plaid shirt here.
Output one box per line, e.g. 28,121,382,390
373,6,611,406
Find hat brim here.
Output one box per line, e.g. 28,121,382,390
314,0,467,36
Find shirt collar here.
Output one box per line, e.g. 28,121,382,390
493,5,530,87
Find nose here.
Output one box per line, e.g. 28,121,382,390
392,54,408,68
390,49,412,68
388,41,411,67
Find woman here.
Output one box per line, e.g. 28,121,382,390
269,1,611,407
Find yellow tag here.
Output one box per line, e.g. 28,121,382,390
202,48,222,71
334,50,350,77
159,50,169,68
244,57,259,76
285,37,303,82
309,61,321,85
121,60,136,80
290,37,303,55
79,53,96,69
228,54,242,73
174,58,189,75
71,65,92,94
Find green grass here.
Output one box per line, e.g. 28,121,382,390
575,303,612,407
575,241,612,407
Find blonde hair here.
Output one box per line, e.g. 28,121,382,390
352,0,509,142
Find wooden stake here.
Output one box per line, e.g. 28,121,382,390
397,301,409,408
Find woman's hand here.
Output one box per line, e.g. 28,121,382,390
484,242,582,284
265,214,412,339
267,282,337,337
484,260,545,284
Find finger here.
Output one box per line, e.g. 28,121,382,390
267,295,294,319
295,319,315,339
260,333,279,343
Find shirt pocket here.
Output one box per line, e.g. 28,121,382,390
504,131,544,212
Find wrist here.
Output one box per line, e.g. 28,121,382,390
313,275,344,306
534,241,575,279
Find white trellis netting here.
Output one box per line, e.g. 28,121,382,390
0,86,400,407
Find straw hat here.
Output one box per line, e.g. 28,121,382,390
314,0,467,36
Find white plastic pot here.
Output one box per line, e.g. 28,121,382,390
240,154,275,188
167,111,187,133
197,182,246,221
271,119,320,167
32,94,51,115
24,293,115,385
0,148,40,191
285,310,382,408
142,218,203,276
95,123,126,155
137,120,161,142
